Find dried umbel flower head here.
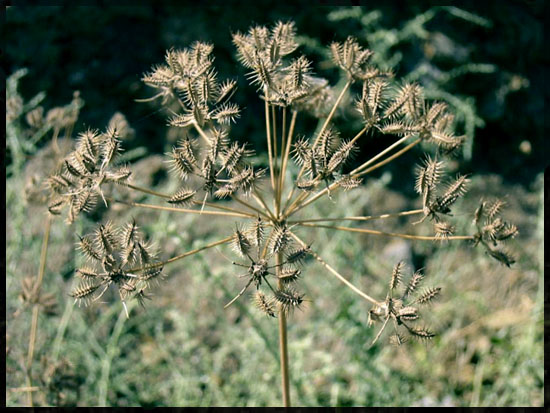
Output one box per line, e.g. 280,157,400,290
71,220,163,318
224,217,310,314
45,127,132,223
472,199,518,267
368,263,440,346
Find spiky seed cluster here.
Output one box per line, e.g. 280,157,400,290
164,129,262,205
143,42,238,127
292,128,358,193
225,217,310,316
368,263,440,345
353,76,465,156
329,36,388,82
414,156,470,224
71,220,163,316
46,127,131,223
233,21,331,109
472,199,518,267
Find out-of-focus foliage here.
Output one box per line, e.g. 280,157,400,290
5,3,545,184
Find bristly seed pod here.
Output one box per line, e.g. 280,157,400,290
338,174,362,190
167,188,196,206
76,267,100,280
70,282,99,306
486,248,515,267
407,326,436,340
278,268,301,284
269,225,291,255
390,261,404,291
247,216,264,247
402,270,424,299
254,291,277,317
416,287,441,305
78,235,102,262
285,246,310,266
274,287,304,315
434,221,455,241
232,228,252,258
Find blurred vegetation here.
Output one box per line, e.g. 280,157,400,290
5,2,545,183
5,3,545,407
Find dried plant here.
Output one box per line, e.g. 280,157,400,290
39,21,518,407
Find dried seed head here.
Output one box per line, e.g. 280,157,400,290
139,264,164,283
76,267,100,280
247,216,265,247
397,306,419,321
278,268,301,284
390,261,404,291
70,282,99,306
212,102,241,125
407,326,436,341
338,174,362,190
78,235,102,262
269,225,292,255
416,287,441,305
296,179,317,192
402,270,424,299
222,142,254,174
48,198,66,216
254,291,277,317
120,220,139,247
434,221,455,241
274,287,304,315
95,221,118,254
166,146,196,180
486,248,516,267
487,199,506,221
167,188,196,206
232,227,252,258
327,139,357,173
285,246,310,266
415,155,443,196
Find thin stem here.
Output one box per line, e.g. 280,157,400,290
252,189,276,221
284,80,352,209
228,195,270,219
350,135,412,176
120,180,261,218
290,231,380,306
312,80,352,149
110,198,254,218
193,199,260,218
129,236,234,272
279,110,297,211
276,107,288,216
264,90,276,193
277,251,291,407
25,214,52,407
192,121,212,145
355,138,422,178
121,182,170,199
271,105,279,215
288,209,424,224
298,222,474,241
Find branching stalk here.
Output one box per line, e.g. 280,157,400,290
290,231,380,306
288,209,424,224
298,222,474,241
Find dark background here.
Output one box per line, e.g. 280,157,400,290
4,2,547,186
